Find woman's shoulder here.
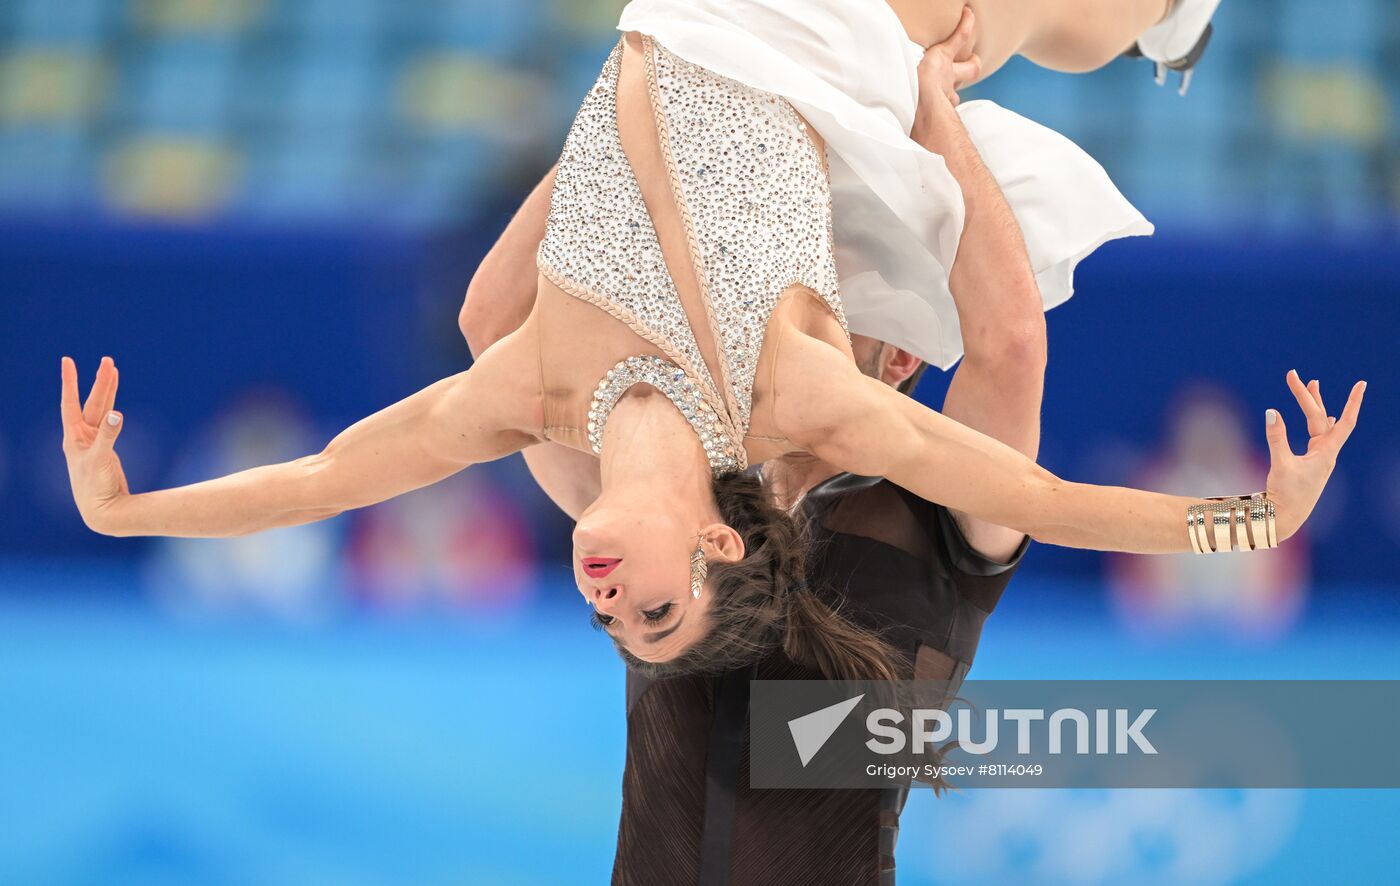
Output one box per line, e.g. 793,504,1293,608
752,293,853,418
763,321,875,433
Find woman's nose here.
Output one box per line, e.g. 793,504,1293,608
592,584,621,612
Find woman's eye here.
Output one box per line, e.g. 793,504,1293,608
591,611,615,630
642,603,673,623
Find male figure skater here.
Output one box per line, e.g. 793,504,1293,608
458,26,1050,883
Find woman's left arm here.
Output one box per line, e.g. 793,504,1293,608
774,333,1363,554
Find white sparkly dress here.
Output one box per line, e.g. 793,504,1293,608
616,0,1155,369
537,37,843,475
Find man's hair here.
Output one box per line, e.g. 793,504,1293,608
897,361,928,396
856,344,927,397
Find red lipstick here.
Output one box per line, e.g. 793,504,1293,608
581,557,621,578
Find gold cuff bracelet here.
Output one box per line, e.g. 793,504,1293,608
1186,493,1277,553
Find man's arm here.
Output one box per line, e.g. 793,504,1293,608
910,88,1046,563
460,166,557,354
460,164,603,520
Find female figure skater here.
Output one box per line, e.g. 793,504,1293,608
61,1,1363,687
464,67,1038,874
450,17,1241,883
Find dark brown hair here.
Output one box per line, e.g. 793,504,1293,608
617,471,905,682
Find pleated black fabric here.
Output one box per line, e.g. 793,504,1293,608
613,475,1029,885
697,667,751,886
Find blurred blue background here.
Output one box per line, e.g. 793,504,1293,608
2,1,1398,883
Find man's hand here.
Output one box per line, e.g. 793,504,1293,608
916,6,981,110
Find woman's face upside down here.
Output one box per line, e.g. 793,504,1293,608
572,500,727,663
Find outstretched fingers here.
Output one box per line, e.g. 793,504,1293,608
1263,405,1293,465
92,408,123,455
1326,381,1366,450
1286,369,1328,437
82,356,117,425
943,6,977,61
952,54,982,89
60,357,84,444
1306,378,1337,427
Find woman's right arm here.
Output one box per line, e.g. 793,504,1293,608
60,332,540,539
776,334,1365,554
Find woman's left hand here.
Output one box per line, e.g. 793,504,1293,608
916,6,982,108
1264,369,1366,541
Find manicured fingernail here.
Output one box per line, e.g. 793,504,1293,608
1266,409,1278,425
106,412,120,426
1329,417,1337,427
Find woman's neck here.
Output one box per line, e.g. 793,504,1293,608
597,387,715,509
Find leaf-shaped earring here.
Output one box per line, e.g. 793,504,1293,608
690,542,707,599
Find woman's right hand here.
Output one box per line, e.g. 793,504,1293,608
916,6,982,109
60,356,133,536
1265,369,1366,541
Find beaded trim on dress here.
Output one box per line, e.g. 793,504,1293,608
588,355,743,475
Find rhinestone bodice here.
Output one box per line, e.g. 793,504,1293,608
537,35,845,474
537,41,732,435
647,37,844,437
587,355,743,475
